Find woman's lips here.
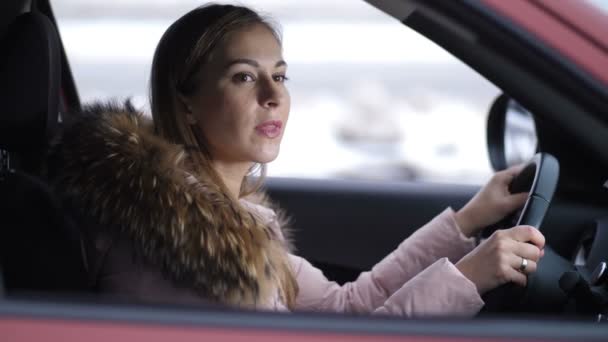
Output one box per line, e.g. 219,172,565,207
255,120,283,139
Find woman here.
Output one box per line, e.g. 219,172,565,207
48,3,545,317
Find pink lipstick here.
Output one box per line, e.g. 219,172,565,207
255,120,283,139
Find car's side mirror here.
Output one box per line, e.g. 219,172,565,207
487,94,538,171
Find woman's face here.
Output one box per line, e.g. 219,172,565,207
186,23,290,165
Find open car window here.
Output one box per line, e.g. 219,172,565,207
52,0,505,185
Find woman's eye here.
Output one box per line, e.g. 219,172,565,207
233,73,255,83
273,74,289,83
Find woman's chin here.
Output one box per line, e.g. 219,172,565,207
253,147,281,164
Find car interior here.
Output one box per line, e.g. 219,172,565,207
1,0,608,338
0,0,88,294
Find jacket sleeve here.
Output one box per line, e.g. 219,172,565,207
291,208,484,317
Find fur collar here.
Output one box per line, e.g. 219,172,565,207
47,101,297,308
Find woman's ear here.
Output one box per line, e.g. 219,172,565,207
177,93,197,125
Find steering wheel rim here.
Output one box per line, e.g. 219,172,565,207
480,152,563,313
510,153,559,229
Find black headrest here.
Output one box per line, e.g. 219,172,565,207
0,11,60,157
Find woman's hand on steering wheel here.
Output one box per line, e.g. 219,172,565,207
455,226,546,295
455,164,529,238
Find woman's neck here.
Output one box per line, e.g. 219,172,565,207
212,160,253,200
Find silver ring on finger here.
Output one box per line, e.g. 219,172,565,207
519,257,528,273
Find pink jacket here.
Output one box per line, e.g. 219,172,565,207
241,201,485,317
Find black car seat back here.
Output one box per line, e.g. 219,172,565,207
0,10,59,173
0,10,88,294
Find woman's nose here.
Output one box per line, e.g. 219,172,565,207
259,77,283,108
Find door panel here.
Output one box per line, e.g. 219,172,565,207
265,177,608,284
265,177,479,283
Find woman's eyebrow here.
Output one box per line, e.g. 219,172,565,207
225,58,287,69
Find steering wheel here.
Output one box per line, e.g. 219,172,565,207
480,153,574,313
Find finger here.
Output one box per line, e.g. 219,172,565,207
513,241,542,262
495,164,525,181
506,192,528,208
509,225,546,249
505,163,526,177
508,267,528,287
511,254,538,274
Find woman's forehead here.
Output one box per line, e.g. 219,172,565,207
214,24,283,63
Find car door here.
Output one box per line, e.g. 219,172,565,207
265,178,478,283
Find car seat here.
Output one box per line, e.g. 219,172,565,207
0,9,88,295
